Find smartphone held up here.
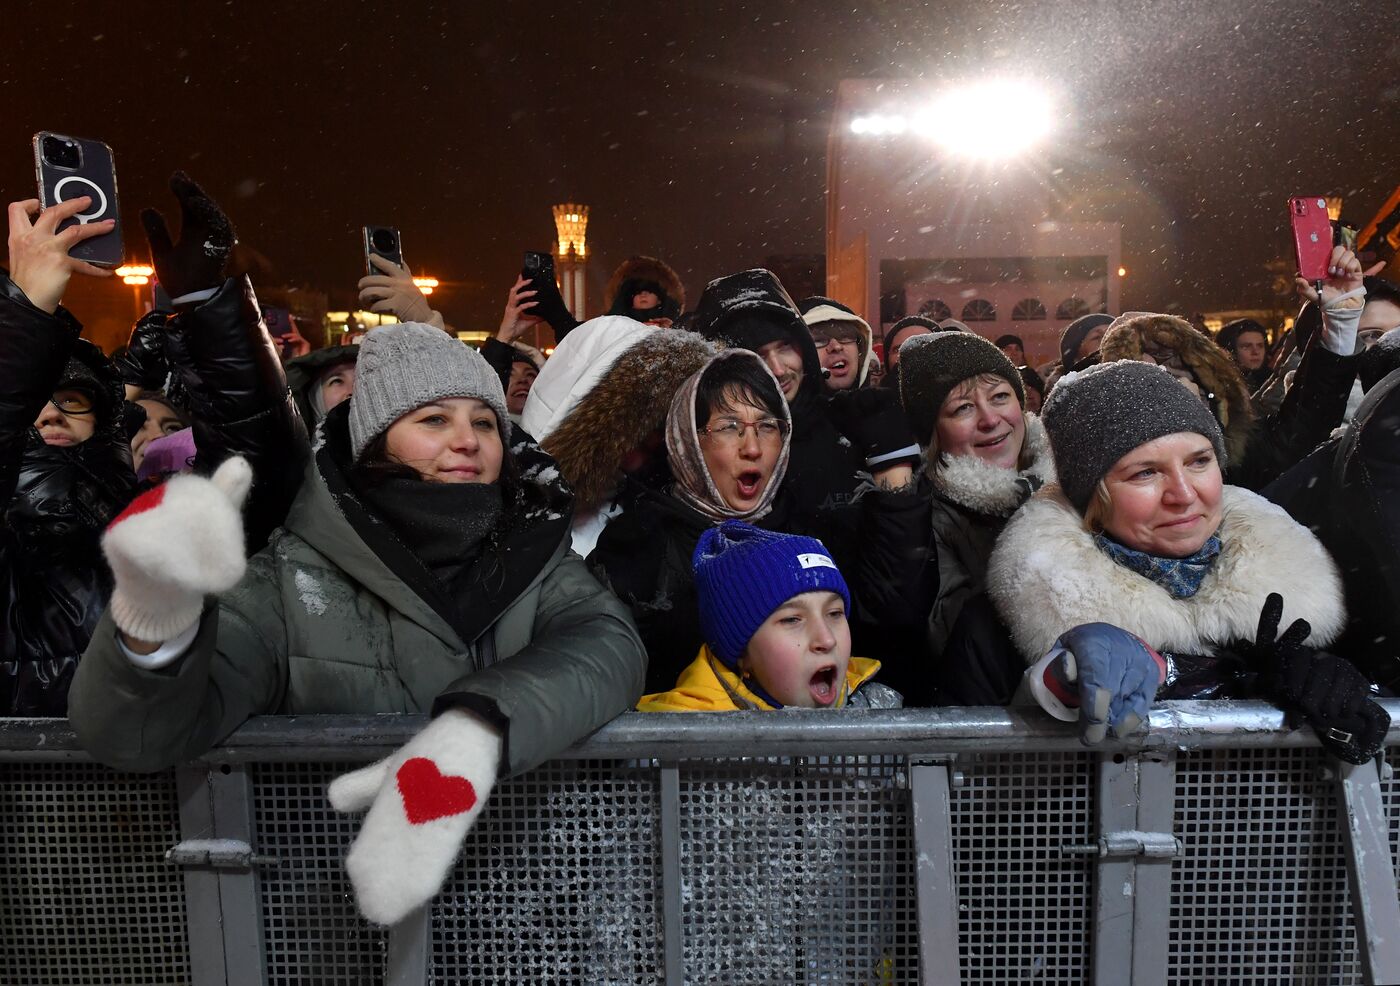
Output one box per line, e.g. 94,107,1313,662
363,225,405,275
1290,196,1333,285
32,131,124,268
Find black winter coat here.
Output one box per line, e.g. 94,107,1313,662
163,277,309,550
588,477,937,695
0,274,306,716
0,277,136,716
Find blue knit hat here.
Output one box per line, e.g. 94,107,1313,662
693,521,852,667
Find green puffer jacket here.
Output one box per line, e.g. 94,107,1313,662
70,408,647,775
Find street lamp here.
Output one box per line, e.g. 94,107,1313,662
115,264,155,321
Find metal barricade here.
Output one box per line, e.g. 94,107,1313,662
1,701,1397,985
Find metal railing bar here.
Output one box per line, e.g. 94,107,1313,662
1,700,1397,763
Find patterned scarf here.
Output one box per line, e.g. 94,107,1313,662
1093,531,1222,599
664,349,791,522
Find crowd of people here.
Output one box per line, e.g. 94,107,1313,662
3,173,1398,924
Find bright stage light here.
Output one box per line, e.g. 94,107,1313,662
850,79,1058,160
922,79,1055,160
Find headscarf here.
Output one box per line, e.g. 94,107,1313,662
664,349,791,522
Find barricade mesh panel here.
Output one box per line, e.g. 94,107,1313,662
677,755,916,984
253,762,387,986
949,751,1095,984
1168,747,1361,985
1386,747,1400,887
0,763,190,986
431,758,663,984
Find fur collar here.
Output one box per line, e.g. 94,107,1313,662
930,414,1056,518
986,484,1346,662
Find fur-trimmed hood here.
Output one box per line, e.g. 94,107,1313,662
986,484,1346,663
1099,313,1256,464
930,413,1056,518
606,256,686,320
534,328,717,513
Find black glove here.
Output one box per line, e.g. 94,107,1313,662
826,387,921,470
140,172,235,301
1247,594,1390,764
111,310,172,389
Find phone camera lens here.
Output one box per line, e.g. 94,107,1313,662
371,229,398,253
42,136,81,170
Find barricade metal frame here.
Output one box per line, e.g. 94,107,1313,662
2,700,1398,985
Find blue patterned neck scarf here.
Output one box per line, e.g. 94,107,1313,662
1093,532,1223,599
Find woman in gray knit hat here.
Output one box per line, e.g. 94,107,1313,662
982,359,1387,761
71,320,647,925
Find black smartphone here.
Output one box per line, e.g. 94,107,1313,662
33,131,123,268
363,225,405,275
523,249,556,286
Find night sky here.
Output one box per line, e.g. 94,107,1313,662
6,0,1396,331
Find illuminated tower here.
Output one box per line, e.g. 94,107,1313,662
552,203,589,321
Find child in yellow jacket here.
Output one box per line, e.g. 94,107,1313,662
638,521,901,712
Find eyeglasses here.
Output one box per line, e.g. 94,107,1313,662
698,417,789,446
50,390,96,415
811,330,860,348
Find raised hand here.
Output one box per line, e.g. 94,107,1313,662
6,198,115,313
357,253,442,328
498,275,541,344
140,172,235,300
102,456,251,648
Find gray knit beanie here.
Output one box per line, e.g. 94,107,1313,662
1041,360,1226,512
897,331,1026,443
348,321,510,461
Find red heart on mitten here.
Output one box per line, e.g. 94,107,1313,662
395,757,477,825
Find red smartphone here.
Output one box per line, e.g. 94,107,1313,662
1290,196,1333,282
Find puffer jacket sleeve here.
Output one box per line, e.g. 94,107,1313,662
68,549,290,773
433,550,647,777
0,275,82,504
163,276,309,550
1232,345,1358,490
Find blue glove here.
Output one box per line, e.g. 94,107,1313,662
1029,623,1165,745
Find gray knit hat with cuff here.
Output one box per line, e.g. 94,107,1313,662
897,331,1026,444
349,321,510,461
1041,360,1226,512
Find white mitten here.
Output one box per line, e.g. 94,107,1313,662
101,456,252,643
327,708,502,926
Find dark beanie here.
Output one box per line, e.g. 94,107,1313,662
1059,312,1114,370
882,315,940,360
1041,360,1226,512
897,331,1026,443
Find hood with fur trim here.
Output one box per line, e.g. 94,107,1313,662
606,255,686,320
931,414,1056,518
986,484,1346,663
537,328,717,513
1099,313,1256,464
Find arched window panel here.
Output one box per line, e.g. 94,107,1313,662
917,298,952,321
1056,297,1092,320
1011,297,1047,321
962,298,997,322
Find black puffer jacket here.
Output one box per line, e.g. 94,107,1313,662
164,276,309,550
0,276,136,716
0,273,306,716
